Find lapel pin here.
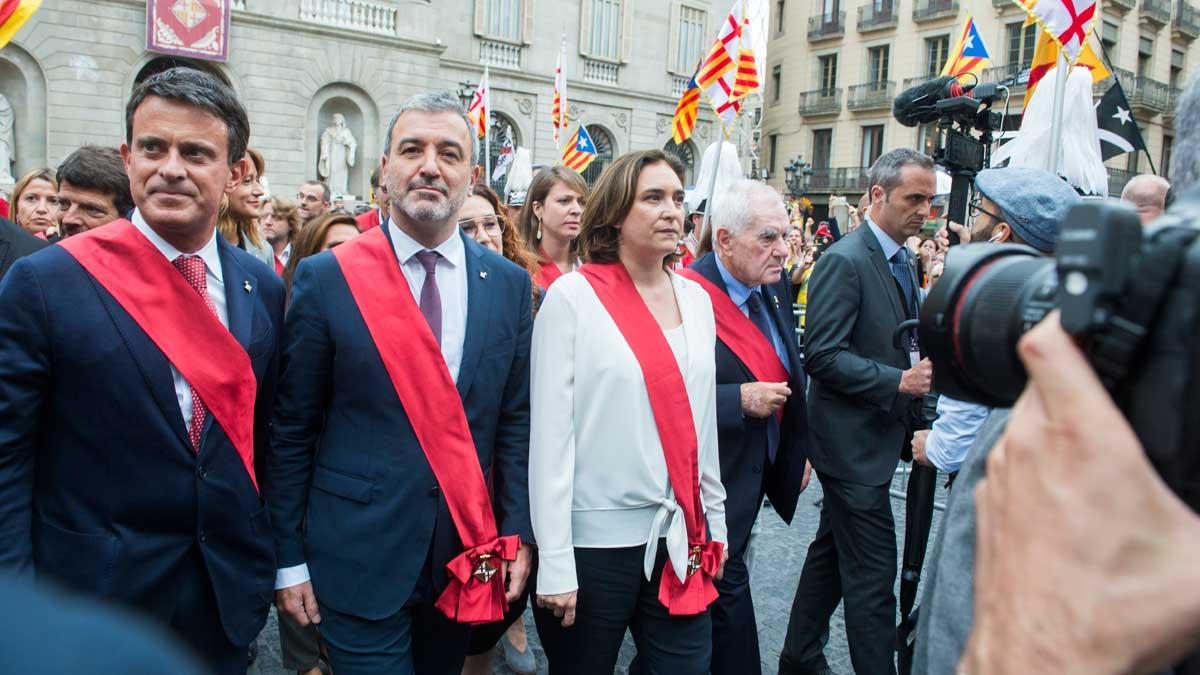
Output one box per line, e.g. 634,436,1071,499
243,280,252,293
480,271,488,279
772,294,779,305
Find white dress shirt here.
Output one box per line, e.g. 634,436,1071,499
131,209,228,432
530,271,727,596
276,222,470,590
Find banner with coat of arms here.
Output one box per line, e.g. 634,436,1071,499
146,0,230,62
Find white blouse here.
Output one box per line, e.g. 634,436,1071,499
530,270,727,596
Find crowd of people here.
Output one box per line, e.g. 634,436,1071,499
1,63,1200,675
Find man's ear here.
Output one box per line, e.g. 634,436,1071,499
225,156,248,192
994,221,1013,243
472,164,482,185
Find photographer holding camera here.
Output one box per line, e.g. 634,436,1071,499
917,69,1200,675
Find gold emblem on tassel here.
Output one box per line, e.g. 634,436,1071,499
686,546,703,577
473,553,498,583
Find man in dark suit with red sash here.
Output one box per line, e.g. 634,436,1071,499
679,180,810,675
268,91,534,675
0,68,284,674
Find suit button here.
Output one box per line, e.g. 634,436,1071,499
752,465,762,474
198,531,207,544
197,467,207,480
430,486,440,496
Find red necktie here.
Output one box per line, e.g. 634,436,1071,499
171,255,218,451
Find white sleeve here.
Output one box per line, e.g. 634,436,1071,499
529,283,580,595
695,293,728,545
274,563,310,590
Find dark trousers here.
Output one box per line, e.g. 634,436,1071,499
559,542,711,675
710,552,761,675
139,549,247,675
780,473,898,675
278,607,323,670
318,570,470,675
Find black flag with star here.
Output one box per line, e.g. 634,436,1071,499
1096,79,1148,161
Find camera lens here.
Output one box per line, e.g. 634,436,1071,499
920,244,1057,407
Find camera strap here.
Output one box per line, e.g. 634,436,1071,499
1091,227,1200,389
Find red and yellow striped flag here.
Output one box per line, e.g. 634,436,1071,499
561,125,598,173
730,25,760,103
697,0,758,131
466,70,489,139
1023,28,1110,107
0,0,41,49
552,35,568,144
672,75,701,145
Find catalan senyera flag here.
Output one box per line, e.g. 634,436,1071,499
0,0,41,49
466,71,489,139
697,0,757,132
1024,29,1109,107
1023,0,1098,64
561,125,598,173
672,73,701,145
552,35,568,144
940,16,991,80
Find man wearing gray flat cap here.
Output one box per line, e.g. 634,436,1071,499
911,165,1081,675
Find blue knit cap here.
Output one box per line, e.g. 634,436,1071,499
974,167,1080,253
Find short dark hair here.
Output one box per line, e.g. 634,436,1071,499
302,180,331,203
56,146,134,216
867,148,935,197
125,67,249,166
370,165,380,189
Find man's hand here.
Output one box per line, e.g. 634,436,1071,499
911,429,931,467
503,543,534,602
275,581,321,627
536,591,578,628
800,459,813,493
899,358,933,397
960,313,1200,675
741,382,791,418
714,547,730,581
935,221,971,251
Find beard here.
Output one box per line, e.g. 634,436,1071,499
393,178,466,226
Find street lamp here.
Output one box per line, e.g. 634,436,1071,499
784,156,812,198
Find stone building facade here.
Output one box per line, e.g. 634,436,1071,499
1,0,722,201
760,0,1199,214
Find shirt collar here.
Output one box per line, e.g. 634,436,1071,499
388,219,465,269
280,242,292,262
131,208,223,283
866,217,903,262
714,250,756,307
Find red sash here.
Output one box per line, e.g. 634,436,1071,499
534,248,565,289
677,268,790,408
578,263,723,616
59,220,259,491
332,227,518,625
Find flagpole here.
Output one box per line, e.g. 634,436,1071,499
483,64,491,185
700,140,723,252
1047,51,1069,174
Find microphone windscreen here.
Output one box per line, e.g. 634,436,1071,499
893,75,956,127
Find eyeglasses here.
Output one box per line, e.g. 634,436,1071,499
457,215,507,238
969,196,1004,225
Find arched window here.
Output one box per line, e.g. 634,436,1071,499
488,113,521,195
581,124,614,185
663,139,697,186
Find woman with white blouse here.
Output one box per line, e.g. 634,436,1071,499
530,149,728,674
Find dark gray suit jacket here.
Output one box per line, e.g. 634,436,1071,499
0,216,46,281
804,224,917,486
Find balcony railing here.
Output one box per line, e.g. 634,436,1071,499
913,0,959,22
1141,0,1173,25
1115,68,1172,113
980,63,1027,86
480,40,522,69
858,1,898,31
809,167,871,193
583,58,621,85
671,75,692,97
991,0,1020,10
808,12,846,40
299,0,398,35
1165,86,1182,123
1174,0,1200,39
1108,0,1135,11
902,74,937,91
1108,167,1135,197
847,81,895,110
798,88,843,116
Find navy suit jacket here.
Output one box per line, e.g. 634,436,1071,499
0,233,285,647
690,253,809,558
0,216,46,281
267,227,533,620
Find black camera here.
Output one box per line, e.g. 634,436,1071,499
920,197,1200,510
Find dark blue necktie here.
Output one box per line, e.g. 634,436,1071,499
890,247,916,318
746,290,781,463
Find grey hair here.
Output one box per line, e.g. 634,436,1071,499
126,67,249,166
867,148,935,197
712,179,785,237
382,91,476,161
1170,68,1200,193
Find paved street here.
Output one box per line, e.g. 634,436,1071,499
252,467,948,675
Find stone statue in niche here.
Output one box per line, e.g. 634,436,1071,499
318,113,357,196
0,95,15,184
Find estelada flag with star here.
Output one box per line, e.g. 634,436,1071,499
1095,79,1147,161
940,15,991,81
561,125,598,173
0,0,41,49
1020,0,1097,65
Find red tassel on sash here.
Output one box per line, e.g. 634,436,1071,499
677,267,789,421
60,221,260,490
333,227,516,624
578,262,721,616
